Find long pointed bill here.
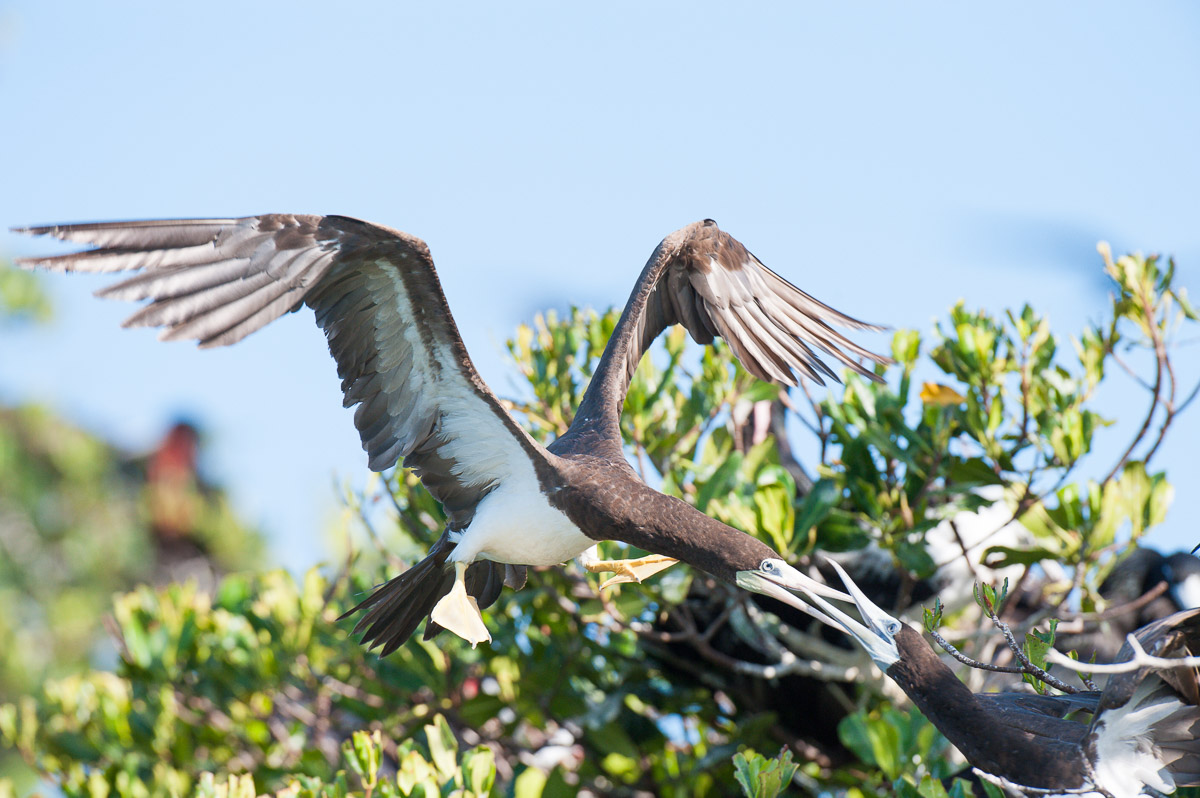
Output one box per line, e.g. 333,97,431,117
736,562,853,628
822,559,901,636
770,562,854,603
793,558,903,667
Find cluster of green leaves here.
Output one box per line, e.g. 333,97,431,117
4,243,1198,797
809,247,1193,601
0,400,263,792
0,406,145,699
0,407,262,701
1,565,807,797
0,260,51,325
833,707,995,798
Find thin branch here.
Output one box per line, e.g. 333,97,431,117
971,768,1110,797
929,615,1084,693
1144,298,1177,467
1103,282,1166,483
1109,350,1154,392
928,627,1030,676
1055,580,1168,624
1177,376,1200,415
987,612,1083,693
1046,633,1200,675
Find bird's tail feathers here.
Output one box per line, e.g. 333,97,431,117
340,535,528,655
342,545,456,657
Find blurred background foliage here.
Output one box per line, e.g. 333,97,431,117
1,245,1198,797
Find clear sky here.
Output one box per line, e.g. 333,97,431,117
1,2,1198,572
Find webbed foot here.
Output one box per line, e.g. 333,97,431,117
430,561,491,647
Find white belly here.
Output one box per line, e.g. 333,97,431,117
448,480,592,567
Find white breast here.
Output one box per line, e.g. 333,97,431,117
448,479,592,567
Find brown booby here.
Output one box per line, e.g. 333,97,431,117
15,215,889,651
794,560,1200,797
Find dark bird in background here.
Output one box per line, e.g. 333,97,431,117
16,215,890,652
118,420,249,589
1049,548,1200,664
141,421,213,585
142,422,203,536
795,560,1200,797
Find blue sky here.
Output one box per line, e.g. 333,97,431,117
1,2,1198,571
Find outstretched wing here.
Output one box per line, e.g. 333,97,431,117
569,219,891,443
15,214,547,530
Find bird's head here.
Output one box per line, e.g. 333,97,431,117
1166,552,1200,610
733,555,857,615
779,557,904,669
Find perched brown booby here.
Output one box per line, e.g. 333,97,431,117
794,560,1200,797
15,215,889,651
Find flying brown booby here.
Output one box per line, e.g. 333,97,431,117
16,215,889,652
795,560,1200,797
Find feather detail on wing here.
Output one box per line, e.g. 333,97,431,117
642,220,889,386
572,220,892,440
15,214,548,528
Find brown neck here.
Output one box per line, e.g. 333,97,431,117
546,465,774,584
559,248,665,454
886,627,1087,789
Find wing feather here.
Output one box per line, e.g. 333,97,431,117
16,214,549,528
567,219,891,448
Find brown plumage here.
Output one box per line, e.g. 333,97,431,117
16,214,889,653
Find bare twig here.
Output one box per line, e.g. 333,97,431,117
1046,633,1200,675
1109,350,1154,392
1055,580,1168,624
988,612,1083,693
929,613,1084,693
971,768,1111,797
1103,280,1166,483
928,627,1030,676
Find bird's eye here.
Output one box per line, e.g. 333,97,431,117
761,560,776,572
886,621,901,636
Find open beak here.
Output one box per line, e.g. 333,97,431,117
789,558,903,666
736,561,854,627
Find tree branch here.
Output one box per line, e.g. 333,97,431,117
1045,633,1200,675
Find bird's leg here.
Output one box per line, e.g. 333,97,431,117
580,546,679,590
430,561,491,648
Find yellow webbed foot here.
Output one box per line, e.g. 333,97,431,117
430,562,492,647
582,550,679,590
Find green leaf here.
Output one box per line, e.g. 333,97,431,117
397,750,437,796
793,478,841,547
923,598,944,633
891,328,922,366
1022,620,1058,693
513,767,547,798
980,544,1063,570
343,729,382,789
461,746,495,795
695,451,743,513
895,541,937,580
754,468,796,554
424,715,459,781
733,749,798,798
